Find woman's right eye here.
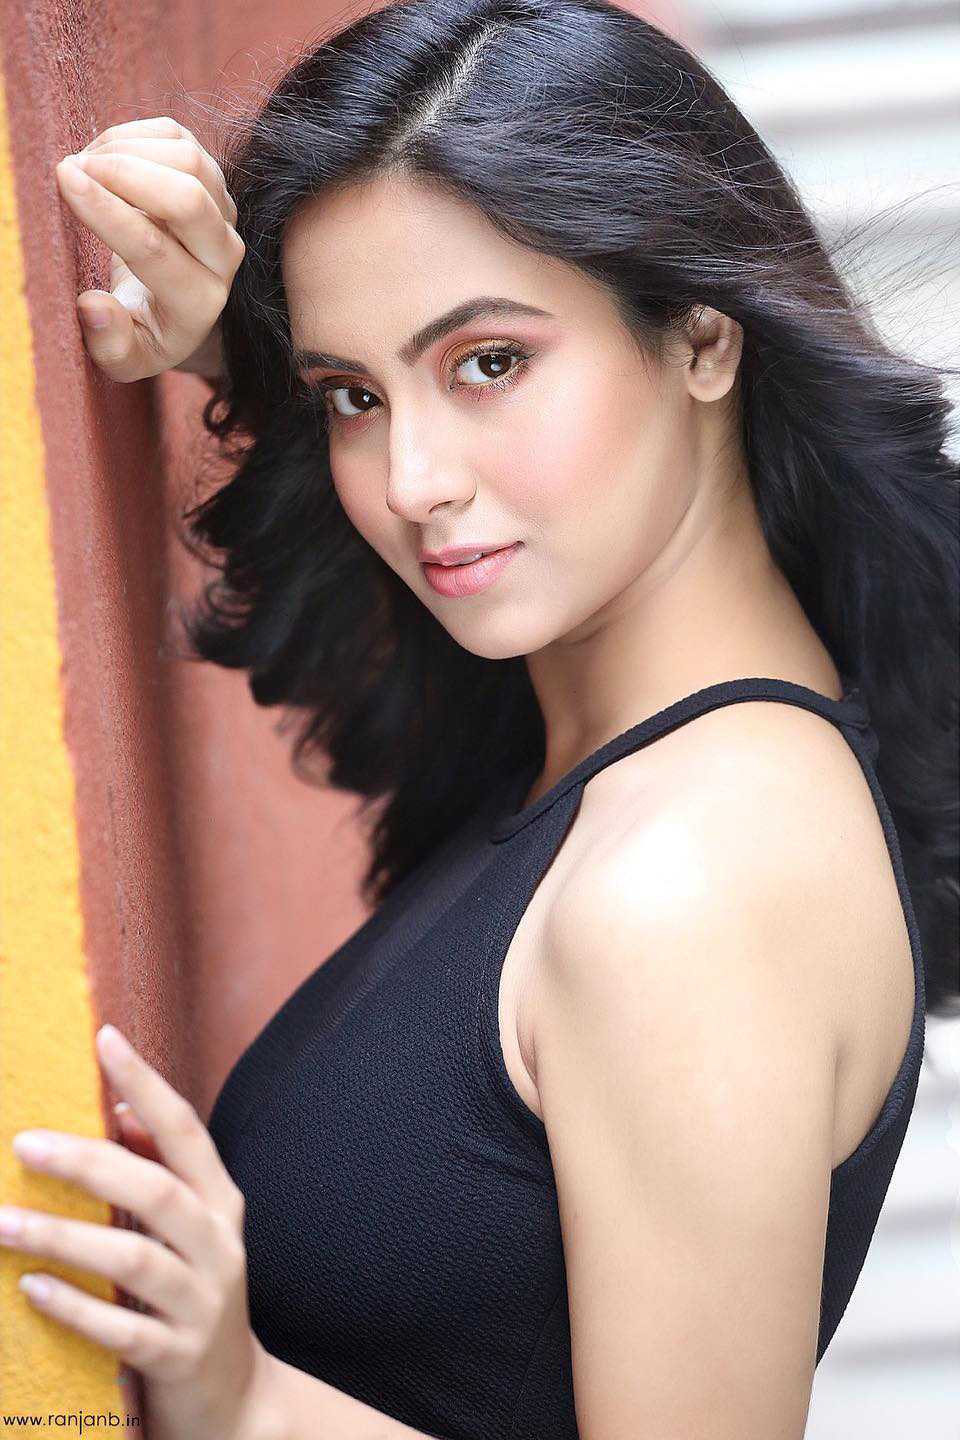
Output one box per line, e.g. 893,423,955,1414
320,382,382,423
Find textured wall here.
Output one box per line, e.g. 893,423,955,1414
0,0,370,1425
0,63,124,1422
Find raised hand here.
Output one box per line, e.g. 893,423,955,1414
2,1024,274,1440
55,117,244,382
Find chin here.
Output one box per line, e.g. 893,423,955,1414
438,612,560,663
433,621,524,662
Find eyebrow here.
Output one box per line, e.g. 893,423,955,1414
291,295,555,373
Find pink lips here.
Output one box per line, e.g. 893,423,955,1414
421,542,521,597
418,541,516,564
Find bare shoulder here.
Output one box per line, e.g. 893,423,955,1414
524,701,915,1431
551,696,889,943
545,702,855,996
570,693,886,877
533,697,914,1164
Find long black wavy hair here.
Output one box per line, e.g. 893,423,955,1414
177,0,960,1016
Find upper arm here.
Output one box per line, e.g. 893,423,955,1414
534,792,842,1440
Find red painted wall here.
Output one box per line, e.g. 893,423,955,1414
0,0,372,1135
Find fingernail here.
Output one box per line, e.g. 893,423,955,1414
113,1101,131,1117
0,1207,24,1239
98,1024,133,1062
79,306,110,330
20,1273,54,1302
13,1132,56,1163
58,158,90,194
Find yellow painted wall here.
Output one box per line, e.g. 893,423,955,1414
0,1,373,1427
0,62,125,1426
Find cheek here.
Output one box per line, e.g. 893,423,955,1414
487,385,607,525
331,458,384,548
508,379,647,532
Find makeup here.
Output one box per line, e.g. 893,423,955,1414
421,542,521,597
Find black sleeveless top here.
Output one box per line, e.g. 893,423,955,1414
207,675,926,1440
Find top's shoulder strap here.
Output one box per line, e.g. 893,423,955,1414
490,673,874,841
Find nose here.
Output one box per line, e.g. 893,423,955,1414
384,414,477,522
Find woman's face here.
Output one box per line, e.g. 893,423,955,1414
282,172,722,662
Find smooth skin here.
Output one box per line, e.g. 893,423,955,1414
281,173,845,775
54,116,243,380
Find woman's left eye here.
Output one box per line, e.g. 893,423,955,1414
311,342,534,429
451,343,533,395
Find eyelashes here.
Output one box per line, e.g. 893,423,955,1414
308,340,535,429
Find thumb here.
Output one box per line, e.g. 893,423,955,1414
75,291,148,382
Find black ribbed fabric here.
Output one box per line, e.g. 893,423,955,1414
207,674,926,1440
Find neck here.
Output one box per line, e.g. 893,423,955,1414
524,479,841,788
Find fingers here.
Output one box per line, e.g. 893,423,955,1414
17,1267,181,1375
1,1205,199,1322
80,115,192,147
71,291,161,385
115,1101,164,1163
95,1026,243,1222
61,151,242,277
78,118,236,225
54,157,234,378
12,1128,220,1271
77,137,237,225
55,118,240,381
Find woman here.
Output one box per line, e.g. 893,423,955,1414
35,0,958,1435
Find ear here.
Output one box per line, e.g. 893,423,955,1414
681,305,744,403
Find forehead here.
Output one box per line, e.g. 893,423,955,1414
280,172,620,349
282,171,530,284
